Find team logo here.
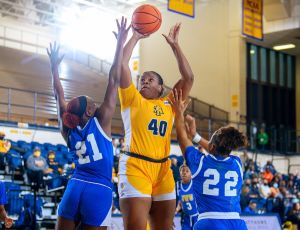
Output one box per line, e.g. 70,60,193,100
153,105,164,116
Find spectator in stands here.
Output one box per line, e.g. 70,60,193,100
171,157,180,182
263,160,276,175
26,147,49,189
244,164,256,180
0,181,13,228
47,151,63,175
287,180,296,195
240,179,251,210
243,200,257,214
263,166,274,184
259,179,271,200
118,137,125,151
249,175,260,199
0,132,11,154
286,202,300,228
270,182,280,198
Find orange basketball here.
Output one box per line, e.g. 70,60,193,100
132,4,162,35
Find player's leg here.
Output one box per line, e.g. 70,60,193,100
120,197,152,230
149,199,176,230
56,217,77,230
150,163,176,230
118,154,153,230
56,180,82,230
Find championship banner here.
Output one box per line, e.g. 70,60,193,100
242,0,263,40
168,0,195,18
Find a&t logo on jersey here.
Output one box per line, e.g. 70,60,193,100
153,105,164,116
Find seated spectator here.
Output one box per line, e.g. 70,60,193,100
264,160,276,175
249,175,260,199
118,137,125,151
244,164,256,180
0,181,13,228
286,202,300,229
243,200,257,214
26,147,49,189
287,180,296,195
263,166,274,184
270,182,280,198
47,151,63,175
259,179,271,199
0,132,11,154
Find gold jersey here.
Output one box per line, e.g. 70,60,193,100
118,83,174,159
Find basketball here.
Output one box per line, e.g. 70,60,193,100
132,4,162,35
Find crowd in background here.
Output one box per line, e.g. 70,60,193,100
0,132,300,228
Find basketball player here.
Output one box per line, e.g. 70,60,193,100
170,89,248,230
176,164,199,230
47,17,129,230
0,181,13,228
118,23,194,230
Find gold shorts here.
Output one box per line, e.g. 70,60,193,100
118,153,175,201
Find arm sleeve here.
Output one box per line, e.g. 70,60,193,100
118,83,140,111
185,146,204,175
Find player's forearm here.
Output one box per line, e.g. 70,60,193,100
109,42,124,88
123,35,139,65
175,113,191,154
51,67,65,102
199,138,209,152
172,44,194,83
0,206,7,222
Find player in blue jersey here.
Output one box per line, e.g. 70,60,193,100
0,181,13,228
170,89,248,230
176,164,199,230
47,17,130,230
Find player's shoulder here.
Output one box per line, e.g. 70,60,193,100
229,154,242,164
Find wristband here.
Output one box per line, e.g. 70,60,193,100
192,133,202,144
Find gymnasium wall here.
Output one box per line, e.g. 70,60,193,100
139,0,247,123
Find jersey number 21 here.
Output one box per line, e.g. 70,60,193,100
75,133,103,164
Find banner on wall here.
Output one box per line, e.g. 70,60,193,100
241,215,282,230
168,0,195,18
242,0,263,40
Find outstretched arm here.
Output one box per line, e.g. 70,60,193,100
170,89,193,155
185,115,209,151
120,30,148,88
98,17,130,135
0,205,13,228
163,23,194,100
47,42,68,141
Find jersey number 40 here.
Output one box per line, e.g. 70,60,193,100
148,119,168,137
75,133,103,165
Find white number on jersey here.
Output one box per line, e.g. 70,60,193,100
203,168,238,197
75,133,103,164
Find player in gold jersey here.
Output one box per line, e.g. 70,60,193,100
118,23,194,230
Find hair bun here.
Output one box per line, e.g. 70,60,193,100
62,112,80,129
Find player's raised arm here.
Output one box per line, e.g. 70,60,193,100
185,115,209,151
170,89,193,155
163,23,194,100
98,17,130,135
47,42,68,141
120,30,148,88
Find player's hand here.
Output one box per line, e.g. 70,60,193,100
170,88,190,116
132,28,150,40
185,114,196,140
162,23,181,47
113,16,131,45
47,42,64,69
4,217,13,228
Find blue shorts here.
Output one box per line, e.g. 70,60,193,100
58,179,112,227
182,214,198,230
194,219,248,230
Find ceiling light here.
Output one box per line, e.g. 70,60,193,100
273,44,296,51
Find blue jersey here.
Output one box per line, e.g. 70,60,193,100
0,181,7,205
177,180,199,228
68,117,113,188
185,146,243,218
